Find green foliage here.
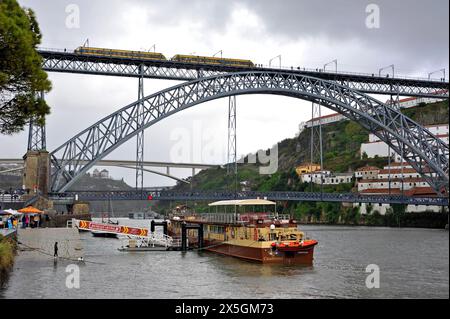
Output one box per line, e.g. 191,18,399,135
402,99,449,126
318,202,341,224
341,206,360,225
0,0,52,134
0,234,16,285
365,210,385,226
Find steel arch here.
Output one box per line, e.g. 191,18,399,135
50,71,449,193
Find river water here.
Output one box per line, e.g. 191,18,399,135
1,219,448,299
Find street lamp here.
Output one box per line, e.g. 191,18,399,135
379,64,395,78
213,50,223,58
428,68,446,81
323,59,338,73
269,55,281,69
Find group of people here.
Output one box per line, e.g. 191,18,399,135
0,214,50,229
0,215,18,229
21,214,42,228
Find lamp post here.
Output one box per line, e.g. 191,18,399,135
379,64,395,78
323,59,338,73
269,55,281,69
428,68,446,81
213,50,223,58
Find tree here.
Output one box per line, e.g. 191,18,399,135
0,0,51,134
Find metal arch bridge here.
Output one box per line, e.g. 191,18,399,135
49,71,449,194
49,190,449,206
38,49,449,98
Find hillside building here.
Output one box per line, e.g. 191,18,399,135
354,162,444,215
360,124,449,160
295,163,322,175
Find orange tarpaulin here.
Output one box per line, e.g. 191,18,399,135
18,206,43,214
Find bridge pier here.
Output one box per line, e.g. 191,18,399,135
22,150,50,197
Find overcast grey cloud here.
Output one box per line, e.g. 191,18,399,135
1,0,448,188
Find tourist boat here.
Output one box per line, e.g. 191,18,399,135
167,199,318,265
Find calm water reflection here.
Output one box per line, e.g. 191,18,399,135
1,220,448,299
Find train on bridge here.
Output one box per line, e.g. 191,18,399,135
74,46,255,68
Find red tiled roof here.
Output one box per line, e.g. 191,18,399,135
405,187,437,197
378,168,420,175
306,113,343,123
385,90,448,105
358,177,427,184
359,186,436,197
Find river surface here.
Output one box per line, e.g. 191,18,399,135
1,219,448,299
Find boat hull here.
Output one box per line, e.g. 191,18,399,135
207,243,314,265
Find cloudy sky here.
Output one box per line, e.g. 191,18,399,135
1,0,448,187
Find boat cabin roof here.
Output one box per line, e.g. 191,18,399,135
208,199,276,207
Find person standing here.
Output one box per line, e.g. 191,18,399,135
54,242,58,258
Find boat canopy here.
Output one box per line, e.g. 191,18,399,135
208,199,276,207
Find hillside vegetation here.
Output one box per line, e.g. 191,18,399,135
168,99,449,226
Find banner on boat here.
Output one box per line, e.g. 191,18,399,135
77,220,148,236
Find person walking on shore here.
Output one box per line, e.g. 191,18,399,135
54,242,58,259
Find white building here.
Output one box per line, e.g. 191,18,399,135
385,90,447,109
355,166,380,179
299,171,353,185
92,168,109,179
354,162,445,215
304,113,347,128
360,124,449,160
356,187,444,215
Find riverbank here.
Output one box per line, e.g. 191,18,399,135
0,230,17,287
295,211,449,229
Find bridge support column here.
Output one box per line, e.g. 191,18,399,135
22,150,50,197
27,91,47,151
136,64,145,191
310,102,324,194
227,96,238,194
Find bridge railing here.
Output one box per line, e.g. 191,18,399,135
37,47,448,83
0,193,22,203
48,190,449,206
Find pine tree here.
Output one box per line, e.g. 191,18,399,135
0,0,51,134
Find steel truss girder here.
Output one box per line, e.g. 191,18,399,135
39,51,449,98
136,64,145,190
227,95,237,175
27,92,46,151
49,71,449,194
49,190,449,206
